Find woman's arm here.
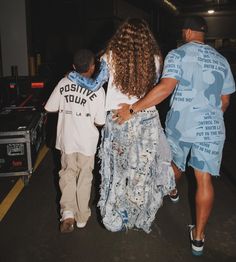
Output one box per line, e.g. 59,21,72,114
67,59,109,91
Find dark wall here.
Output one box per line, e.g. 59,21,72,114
176,14,236,40
29,0,120,79
29,0,179,82
30,0,88,78
206,15,236,39
158,8,179,56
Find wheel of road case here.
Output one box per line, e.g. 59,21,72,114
22,175,30,186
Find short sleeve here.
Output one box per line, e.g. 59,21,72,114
154,55,161,83
44,83,61,112
161,50,182,81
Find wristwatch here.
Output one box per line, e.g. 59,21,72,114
129,105,135,115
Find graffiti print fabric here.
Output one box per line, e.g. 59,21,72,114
98,110,175,233
162,42,235,143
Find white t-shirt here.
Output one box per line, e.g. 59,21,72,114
44,77,106,156
103,53,161,111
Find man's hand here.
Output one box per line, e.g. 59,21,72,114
113,103,131,124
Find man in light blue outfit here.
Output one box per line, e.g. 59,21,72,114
115,16,235,256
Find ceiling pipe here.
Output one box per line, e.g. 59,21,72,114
157,0,179,15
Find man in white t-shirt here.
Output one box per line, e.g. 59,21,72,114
45,49,106,233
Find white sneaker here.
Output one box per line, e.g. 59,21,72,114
61,210,74,221
76,221,87,228
169,189,180,203
189,225,205,256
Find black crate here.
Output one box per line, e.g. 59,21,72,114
0,106,45,183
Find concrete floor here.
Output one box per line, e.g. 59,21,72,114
0,94,236,262
0,142,236,262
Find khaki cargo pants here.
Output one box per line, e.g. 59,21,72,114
59,152,94,223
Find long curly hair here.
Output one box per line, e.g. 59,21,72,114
106,18,162,98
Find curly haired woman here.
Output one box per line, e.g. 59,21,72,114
67,18,175,233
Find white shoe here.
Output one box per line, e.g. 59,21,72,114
189,225,205,256
169,189,180,203
61,210,74,221
76,221,87,228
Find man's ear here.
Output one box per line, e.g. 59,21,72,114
186,29,192,40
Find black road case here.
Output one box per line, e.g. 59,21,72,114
0,106,45,184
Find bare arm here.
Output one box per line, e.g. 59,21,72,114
221,94,231,112
115,78,178,124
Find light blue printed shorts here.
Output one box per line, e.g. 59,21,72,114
98,109,175,233
167,136,225,176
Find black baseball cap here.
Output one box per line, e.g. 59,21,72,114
182,16,208,33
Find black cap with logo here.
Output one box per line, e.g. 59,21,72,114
182,16,208,33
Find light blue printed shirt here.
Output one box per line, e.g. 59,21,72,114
162,42,235,142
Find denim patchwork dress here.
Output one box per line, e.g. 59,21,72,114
98,109,175,233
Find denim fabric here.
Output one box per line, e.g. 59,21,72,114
98,110,175,233
167,136,224,176
163,42,235,143
67,59,109,92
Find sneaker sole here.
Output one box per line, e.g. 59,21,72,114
76,222,87,228
170,196,180,203
189,225,204,256
192,249,203,256
169,194,180,203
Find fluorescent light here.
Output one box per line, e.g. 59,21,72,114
163,0,177,12
208,10,215,14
